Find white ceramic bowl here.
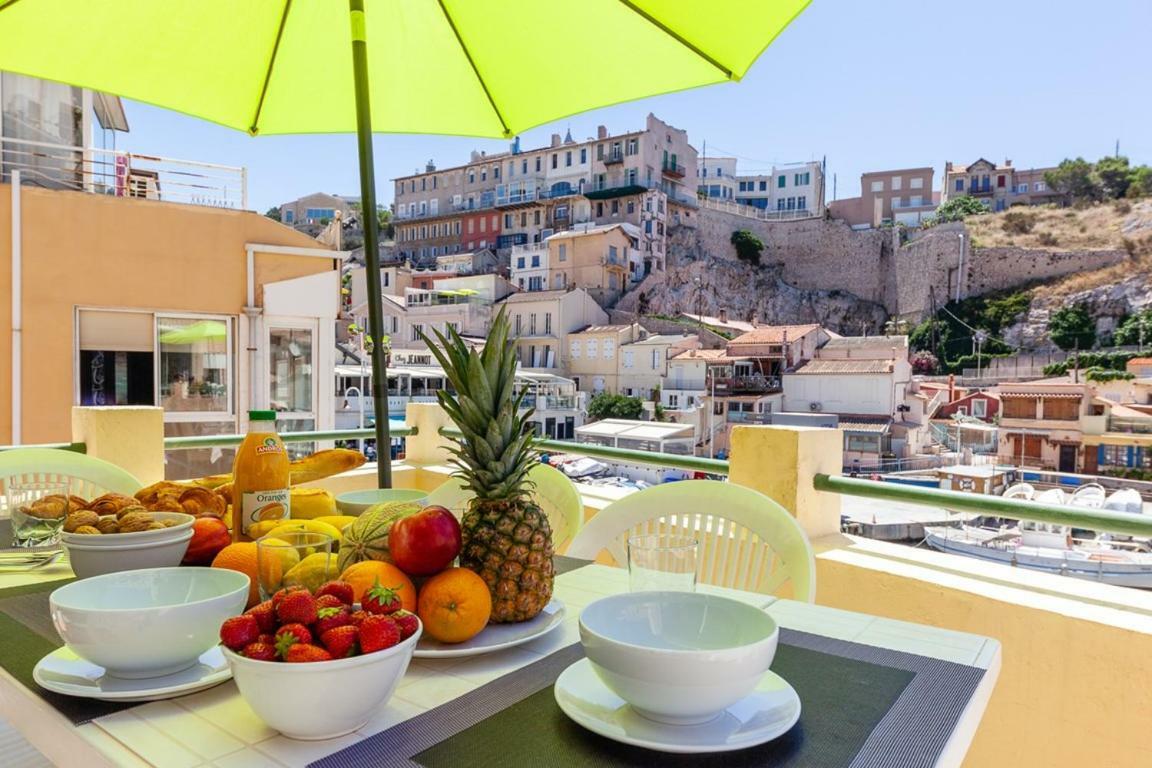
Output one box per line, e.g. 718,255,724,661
64,529,194,579
49,567,249,679
62,512,195,547
224,623,422,740
579,592,779,724
335,489,428,516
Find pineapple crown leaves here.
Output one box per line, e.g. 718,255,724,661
418,308,540,500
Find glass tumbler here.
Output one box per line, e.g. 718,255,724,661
256,531,335,601
7,481,71,548
627,534,698,592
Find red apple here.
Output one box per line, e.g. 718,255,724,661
388,505,462,576
182,517,231,565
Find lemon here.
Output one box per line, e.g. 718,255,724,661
259,536,301,573
289,488,338,520
312,515,357,535
282,552,339,592
266,519,343,544
248,520,283,539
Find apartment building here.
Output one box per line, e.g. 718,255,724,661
828,167,936,229
510,223,642,303
392,114,695,277
567,325,646,394
941,158,1061,210
278,192,355,227
497,288,609,373
618,333,700,399
435,248,497,276
997,381,1089,472
697,158,826,215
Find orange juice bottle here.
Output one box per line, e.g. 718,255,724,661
232,410,290,541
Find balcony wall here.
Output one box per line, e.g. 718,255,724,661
70,404,1152,768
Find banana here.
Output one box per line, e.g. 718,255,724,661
265,519,344,543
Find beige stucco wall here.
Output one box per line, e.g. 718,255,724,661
0,184,337,444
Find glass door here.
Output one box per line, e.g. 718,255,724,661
268,324,317,459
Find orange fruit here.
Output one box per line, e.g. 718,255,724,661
211,542,280,608
339,560,416,611
417,568,492,644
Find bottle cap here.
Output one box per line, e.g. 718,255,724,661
248,410,277,421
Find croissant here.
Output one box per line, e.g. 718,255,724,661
179,486,227,518
148,496,185,514
135,481,194,507
87,492,139,516
68,495,90,513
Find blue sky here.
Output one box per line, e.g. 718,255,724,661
117,0,1152,213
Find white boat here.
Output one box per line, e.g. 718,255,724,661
1103,488,1145,516
1069,483,1106,509
1002,483,1035,501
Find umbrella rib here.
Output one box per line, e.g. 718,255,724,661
615,0,733,80
435,0,511,138
0,0,26,12
249,0,294,135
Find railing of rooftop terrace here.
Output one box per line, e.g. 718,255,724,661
697,197,819,222
2,137,247,209
163,427,416,450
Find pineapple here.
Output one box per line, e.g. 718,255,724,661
422,309,554,623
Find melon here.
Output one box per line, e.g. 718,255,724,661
336,501,422,572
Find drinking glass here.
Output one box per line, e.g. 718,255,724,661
628,534,698,592
256,531,335,601
7,481,70,548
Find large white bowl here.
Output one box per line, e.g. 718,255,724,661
64,529,193,579
579,592,779,724
61,512,195,547
49,567,249,679
224,623,422,740
335,489,428,516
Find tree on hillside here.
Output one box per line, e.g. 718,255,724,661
730,230,764,266
1130,166,1152,199
933,195,988,223
587,393,644,421
1045,158,1100,204
264,206,282,222
1113,309,1152,347
1048,303,1097,351
1095,156,1132,200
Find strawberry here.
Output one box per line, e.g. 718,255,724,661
257,633,276,646
285,644,333,663
391,609,420,641
363,580,403,615
315,594,345,611
274,623,313,658
359,615,401,653
276,590,318,626
314,605,351,635
321,625,360,658
241,642,278,662
315,580,355,606
271,585,308,609
348,609,370,627
219,615,260,651
245,600,276,633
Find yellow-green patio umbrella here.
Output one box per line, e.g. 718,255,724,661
0,0,810,487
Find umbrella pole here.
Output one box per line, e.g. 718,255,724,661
349,0,391,488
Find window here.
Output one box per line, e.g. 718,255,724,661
522,160,528,174
156,316,234,416
626,138,638,155
972,399,988,418
545,313,552,334
586,339,598,358
283,210,294,224
1034,182,1047,192
604,340,615,359
504,213,513,228
565,151,572,167
759,180,767,191
516,257,525,269
892,196,903,208
627,201,635,214
493,166,500,179
611,200,619,215
777,199,786,211
481,169,487,181
597,202,604,217
558,244,567,262
552,153,558,169
891,176,902,191
786,197,796,210
467,219,474,234
304,208,336,220
529,314,537,334
480,217,486,232
669,394,679,408
530,254,540,267
608,245,618,263
535,157,541,172
623,349,634,368
514,315,522,335
651,349,659,370
580,148,587,164
954,179,964,192
778,175,787,189
797,196,807,210
520,212,527,227
468,171,475,183
1002,397,1037,419
534,210,541,225
910,177,924,190
795,172,811,186
1043,397,1079,421
570,339,581,359
77,310,156,407
870,180,884,193
1016,183,1029,194
997,174,1006,188
845,434,879,453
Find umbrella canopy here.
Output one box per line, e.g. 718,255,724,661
0,0,809,488
158,320,229,346
0,0,808,137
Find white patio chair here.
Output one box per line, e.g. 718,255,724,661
566,480,815,602
425,462,584,552
0,447,141,510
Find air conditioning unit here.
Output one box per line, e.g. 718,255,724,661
809,402,823,412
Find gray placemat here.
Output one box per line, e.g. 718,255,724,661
309,629,986,768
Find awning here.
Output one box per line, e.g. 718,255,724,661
1000,392,1081,399
839,418,891,434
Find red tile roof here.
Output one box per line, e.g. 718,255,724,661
728,324,822,345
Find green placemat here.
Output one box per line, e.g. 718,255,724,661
413,644,913,768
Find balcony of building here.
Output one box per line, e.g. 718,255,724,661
713,374,782,394
7,404,1152,766
967,182,994,196
602,147,625,165
1,136,247,209
583,176,654,200
661,161,686,178
495,181,545,209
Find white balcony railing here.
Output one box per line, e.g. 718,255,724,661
697,197,819,222
1,137,247,209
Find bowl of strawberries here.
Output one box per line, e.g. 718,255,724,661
219,579,421,740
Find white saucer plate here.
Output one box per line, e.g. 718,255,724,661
34,646,231,702
554,657,801,754
413,598,565,658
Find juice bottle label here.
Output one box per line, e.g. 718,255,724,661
241,489,291,537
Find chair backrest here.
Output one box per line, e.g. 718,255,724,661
0,448,142,511
565,480,815,602
425,463,584,551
